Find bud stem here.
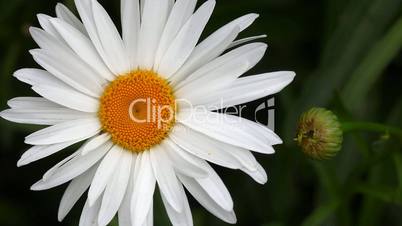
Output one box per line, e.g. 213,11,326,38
341,122,402,140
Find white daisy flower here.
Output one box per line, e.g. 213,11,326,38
1,0,295,225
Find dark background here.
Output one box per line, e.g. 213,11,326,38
0,0,401,225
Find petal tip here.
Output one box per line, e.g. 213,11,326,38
249,13,259,20
30,181,43,191
228,211,237,224
0,109,7,119
28,49,41,56
16,158,27,167
12,69,24,79
37,13,49,21
57,212,65,222
286,71,296,79
28,26,39,35
55,2,64,8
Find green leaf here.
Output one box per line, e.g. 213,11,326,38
312,161,340,197
301,200,341,226
393,153,402,197
354,183,402,204
302,162,344,226
341,15,402,111
283,0,402,139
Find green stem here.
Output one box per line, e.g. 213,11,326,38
342,122,402,140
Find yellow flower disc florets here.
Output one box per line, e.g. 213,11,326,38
99,70,176,153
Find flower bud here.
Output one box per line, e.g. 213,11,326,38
296,107,343,160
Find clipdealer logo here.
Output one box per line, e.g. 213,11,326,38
128,97,275,131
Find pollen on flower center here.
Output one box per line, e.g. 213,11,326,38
99,70,176,152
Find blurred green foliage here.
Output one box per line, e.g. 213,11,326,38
0,0,401,226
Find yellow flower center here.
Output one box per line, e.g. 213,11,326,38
99,70,176,152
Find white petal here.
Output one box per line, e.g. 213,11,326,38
170,124,242,169
29,27,72,53
140,0,145,14
169,27,238,86
196,163,233,211
178,109,280,154
131,152,156,226
167,0,175,11
51,18,114,81
170,13,259,85
14,68,69,88
37,14,66,42
150,145,183,212
88,145,123,206
118,154,138,226
32,85,99,113
161,183,193,226
184,42,266,83
171,125,259,171
172,125,259,171
157,0,215,77
138,0,170,69
58,165,97,221
98,150,132,226
143,202,154,226
30,49,104,97
55,3,87,36
228,34,267,49
241,161,267,185
118,207,131,226
163,139,209,178
75,0,108,70
0,108,92,126
42,151,82,181
176,43,267,100
7,97,62,109
82,133,111,155
224,148,258,172
74,0,122,75
17,137,89,167
25,118,101,145
179,174,237,224
193,71,295,109
91,0,130,74
29,28,107,95
31,141,112,191
79,198,101,226
16,68,100,111
121,0,140,69
153,0,197,70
